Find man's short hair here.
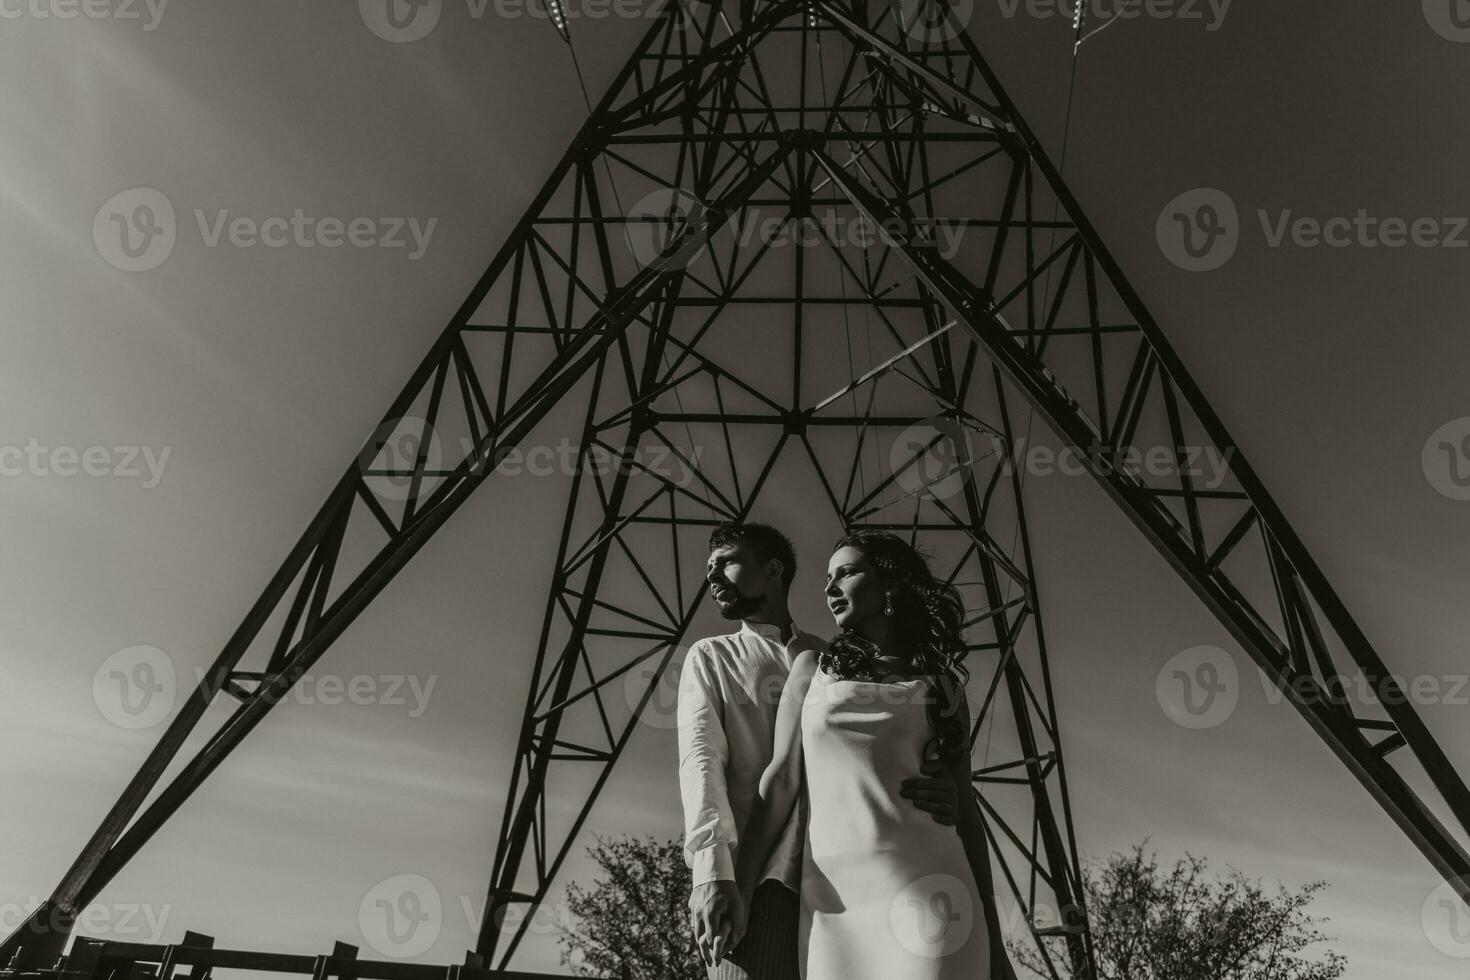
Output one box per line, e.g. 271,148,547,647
708,521,797,591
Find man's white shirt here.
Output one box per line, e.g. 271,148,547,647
677,619,821,895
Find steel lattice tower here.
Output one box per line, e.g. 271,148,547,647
7,3,1470,979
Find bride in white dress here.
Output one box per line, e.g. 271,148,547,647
732,530,1016,980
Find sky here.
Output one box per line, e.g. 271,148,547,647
3,1,1470,978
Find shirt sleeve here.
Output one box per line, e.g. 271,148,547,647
676,641,737,887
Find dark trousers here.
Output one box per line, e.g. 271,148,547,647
707,879,800,980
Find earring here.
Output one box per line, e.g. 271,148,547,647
883,593,894,616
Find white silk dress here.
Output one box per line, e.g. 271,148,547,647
796,665,991,980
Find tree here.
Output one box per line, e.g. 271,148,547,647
558,834,702,979
1010,840,1347,980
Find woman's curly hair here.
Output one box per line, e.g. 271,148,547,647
818,529,972,768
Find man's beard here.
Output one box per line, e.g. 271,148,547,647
717,590,766,620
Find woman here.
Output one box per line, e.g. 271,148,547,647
731,529,1014,979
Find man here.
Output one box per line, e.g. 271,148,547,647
677,521,964,978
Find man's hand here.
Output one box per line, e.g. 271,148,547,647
688,880,746,967
900,757,961,825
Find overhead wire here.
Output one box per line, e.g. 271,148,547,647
997,0,1092,610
